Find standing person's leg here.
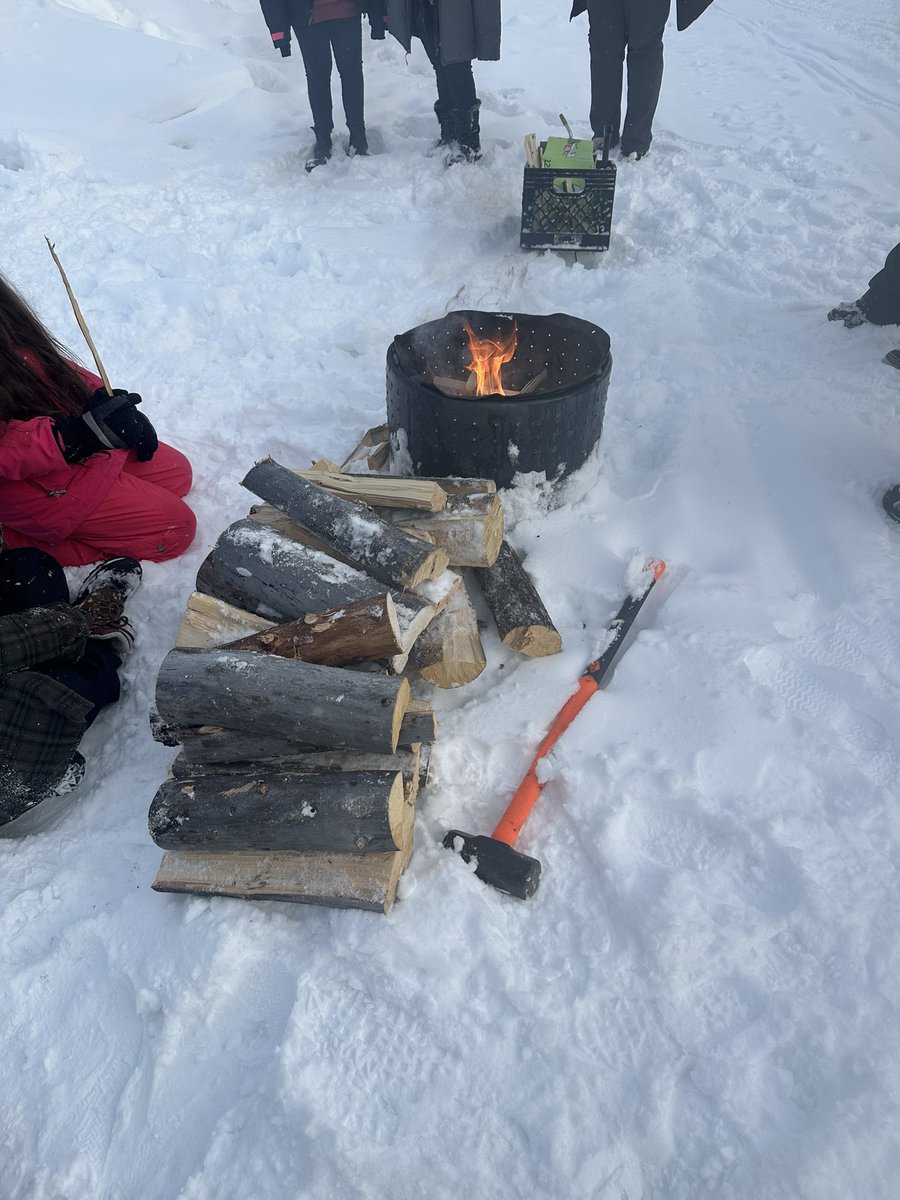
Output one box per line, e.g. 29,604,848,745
620,0,670,157
328,16,367,153
417,3,479,157
294,19,336,160
859,241,900,326
586,0,627,146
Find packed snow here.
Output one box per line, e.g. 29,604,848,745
2,1,899,1197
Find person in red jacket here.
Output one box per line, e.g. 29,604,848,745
260,0,386,171
0,272,196,567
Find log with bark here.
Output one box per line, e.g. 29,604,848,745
223,594,403,667
195,519,439,659
169,744,423,794
148,769,406,852
409,575,486,688
242,458,448,588
473,539,562,657
155,649,410,754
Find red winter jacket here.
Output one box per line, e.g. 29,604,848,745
0,360,126,544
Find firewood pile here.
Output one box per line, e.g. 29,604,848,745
147,428,561,913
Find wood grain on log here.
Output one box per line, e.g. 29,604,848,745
382,493,504,568
474,540,562,657
409,575,486,688
155,648,410,754
294,468,442,511
242,458,448,587
149,769,406,853
176,592,275,650
151,845,409,913
223,594,402,666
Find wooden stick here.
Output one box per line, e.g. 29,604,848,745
45,237,112,393
559,112,574,140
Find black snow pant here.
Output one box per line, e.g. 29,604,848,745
294,15,365,144
586,0,670,155
416,1,477,112
859,241,900,326
0,549,121,724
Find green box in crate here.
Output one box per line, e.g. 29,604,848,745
520,162,617,252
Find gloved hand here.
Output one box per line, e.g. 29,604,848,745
272,32,291,56
54,388,159,464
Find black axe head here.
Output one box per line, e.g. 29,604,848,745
443,830,542,900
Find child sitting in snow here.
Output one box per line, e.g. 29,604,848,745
0,272,196,567
0,547,141,827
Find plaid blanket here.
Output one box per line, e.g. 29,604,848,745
0,604,93,825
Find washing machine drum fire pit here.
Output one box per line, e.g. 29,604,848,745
386,310,612,489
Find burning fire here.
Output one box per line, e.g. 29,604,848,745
462,319,517,396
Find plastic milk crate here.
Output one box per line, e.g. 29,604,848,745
520,132,619,252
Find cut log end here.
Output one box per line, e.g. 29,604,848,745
503,625,563,658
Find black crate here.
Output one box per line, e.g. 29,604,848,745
520,164,617,251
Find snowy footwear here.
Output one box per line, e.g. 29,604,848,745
347,132,369,158
882,485,900,523
305,127,333,172
883,347,900,369
433,101,452,148
74,556,142,655
47,751,86,799
827,300,868,328
445,100,482,164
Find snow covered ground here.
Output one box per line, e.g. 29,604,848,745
2,0,899,1196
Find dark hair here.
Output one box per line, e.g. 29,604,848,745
0,272,92,421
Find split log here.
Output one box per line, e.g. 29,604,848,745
413,477,497,496
151,844,409,912
341,424,390,472
473,540,562,657
241,458,448,588
379,493,504,568
367,443,390,471
155,649,410,754
176,592,275,650
410,576,486,688
292,468,446,513
223,594,402,667
149,769,406,853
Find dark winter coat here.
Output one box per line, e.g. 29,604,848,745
385,0,501,66
259,0,387,52
569,0,715,31
0,604,92,825
859,240,900,326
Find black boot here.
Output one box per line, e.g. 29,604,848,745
446,99,481,164
882,484,900,523
305,127,333,172
347,128,369,157
884,346,900,369
433,101,453,148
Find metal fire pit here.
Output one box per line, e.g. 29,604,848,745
386,310,612,488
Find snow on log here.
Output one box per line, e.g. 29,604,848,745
378,492,504,568
148,769,406,853
409,575,486,688
241,458,448,588
473,540,562,658
155,649,410,754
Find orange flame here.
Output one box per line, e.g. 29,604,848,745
462,319,517,396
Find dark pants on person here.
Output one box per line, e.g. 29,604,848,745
586,0,670,155
0,549,120,724
859,241,900,326
294,16,365,143
416,2,477,112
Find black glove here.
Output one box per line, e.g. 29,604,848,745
365,0,387,38
54,388,159,464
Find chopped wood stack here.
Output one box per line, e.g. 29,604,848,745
148,433,563,913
